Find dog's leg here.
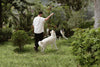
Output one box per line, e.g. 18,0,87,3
41,47,43,52
58,36,61,40
41,48,44,52
41,47,45,52
54,42,58,50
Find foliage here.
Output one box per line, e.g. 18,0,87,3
12,9,33,32
0,28,12,42
12,30,30,51
0,0,35,28
67,10,85,29
67,10,94,29
71,28,100,66
12,0,35,11
79,19,94,28
0,0,13,28
54,0,89,11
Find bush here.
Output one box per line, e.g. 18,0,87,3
27,28,34,36
12,30,30,51
0,28,12,42
71,28,100,66
79,19,94,28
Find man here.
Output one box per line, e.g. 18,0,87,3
33,11,54,51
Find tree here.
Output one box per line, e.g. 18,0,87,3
0,0,35,28
54,0,100,28
53,0,88,11
12,30,30,51
94,0,100,28
0,0,14,28
0,0,2,28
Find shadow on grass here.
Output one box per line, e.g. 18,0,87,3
45,49,65,55
0,41,13,46
13,47,33,54
46,49,58,53
57,38,74,46
0,42,6,45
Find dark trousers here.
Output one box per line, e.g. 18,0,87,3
34,32,44,50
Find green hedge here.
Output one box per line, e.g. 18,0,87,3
12,30,30,51
71,28,100,67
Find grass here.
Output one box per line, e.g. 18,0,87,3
0,38,78,67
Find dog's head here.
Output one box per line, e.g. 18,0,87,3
50,30,56,37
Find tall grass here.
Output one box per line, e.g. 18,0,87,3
0,39,77,67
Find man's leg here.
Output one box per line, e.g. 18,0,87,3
39,33,44,41
34,33,44,51
34,34,39,51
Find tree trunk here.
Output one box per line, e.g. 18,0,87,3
94,0,100,28
19,45,22,51
0,2,2,28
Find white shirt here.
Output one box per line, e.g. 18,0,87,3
33,16,45,34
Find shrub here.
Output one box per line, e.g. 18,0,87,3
0,28,12,42
79,19,94,28
27,28,34,36
12,30,30,51
71,28,100,66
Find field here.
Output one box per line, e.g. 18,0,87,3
0,38,78,67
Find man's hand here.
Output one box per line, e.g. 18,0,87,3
45,13,54,21
50,13,54,16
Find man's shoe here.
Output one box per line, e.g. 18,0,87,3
34,47,38,52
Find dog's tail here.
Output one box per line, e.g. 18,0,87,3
60,30,68,40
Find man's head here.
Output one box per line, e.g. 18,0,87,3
39,11,43,16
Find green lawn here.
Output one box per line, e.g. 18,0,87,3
0,38,78,67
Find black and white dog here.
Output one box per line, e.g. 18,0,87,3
46,28,68,40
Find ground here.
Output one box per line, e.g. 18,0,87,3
0,38,78,67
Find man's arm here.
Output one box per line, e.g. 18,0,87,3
45,13,54,21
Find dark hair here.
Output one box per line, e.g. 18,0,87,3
39,11,43,15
